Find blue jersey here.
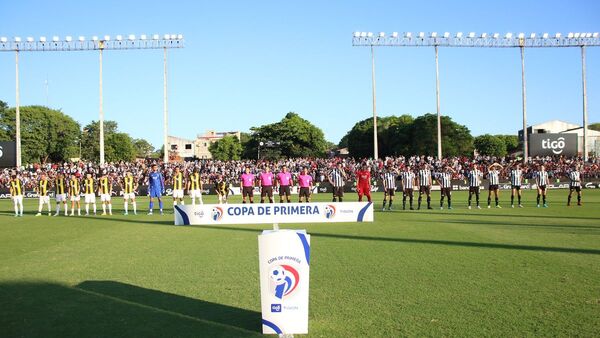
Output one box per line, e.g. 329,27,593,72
148,171,164,194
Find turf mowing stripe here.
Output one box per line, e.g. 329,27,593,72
70,285,260,335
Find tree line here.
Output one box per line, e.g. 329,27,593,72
0,99,550,163
0,101,157,164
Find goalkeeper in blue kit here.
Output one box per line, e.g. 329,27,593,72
148,164,165,215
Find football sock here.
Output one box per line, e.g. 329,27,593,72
125,201,128,213
149,201,154,211
102,204,106,214
495,197,499,206
427,196,431,208
159,201,163,211
132,202,137,213
487,196,491,206
537,195,540,204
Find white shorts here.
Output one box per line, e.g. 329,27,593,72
70,195,81,202
85,194,96,204
190,190,202,198
123,192,136,200
39,196,50,204
12,195,23,203
173,189,184,198
56,193,67,202
100,194,111,202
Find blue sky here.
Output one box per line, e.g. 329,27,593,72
1,0,598,148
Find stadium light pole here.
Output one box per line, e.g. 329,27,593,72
435,44,442,159
581,46,588,161
15,49,21,168
163,46,169,164
371,45,379,160
352,31,600,159
0,34,184,166
99,42,105,165
520,43,528,162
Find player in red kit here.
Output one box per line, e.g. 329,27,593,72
356,165,372,202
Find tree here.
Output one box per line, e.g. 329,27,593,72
587,123,600,132
345,115,413,158
497,135,519,154
209,135,243,160
474,134,507,157
133,138,155,158
80,120,136,162
409,114,473,157
244,112,328,159
0,104,80,163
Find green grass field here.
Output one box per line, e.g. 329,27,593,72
1,190,599,337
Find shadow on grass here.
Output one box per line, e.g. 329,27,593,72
179,224,600,256
0,280,261,337
415,210,600,222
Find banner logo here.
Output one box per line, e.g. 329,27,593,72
211,206,224,221
542,136,566,154
324,204,336,219
269,265,299,299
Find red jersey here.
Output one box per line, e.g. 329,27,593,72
357,170,371,186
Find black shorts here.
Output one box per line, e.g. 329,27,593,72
299,187,310,198
384,188,395,196
332,186,344,197
512,185,521,191
242,186,254,197
441,187,452,195
261,186,273,197
570,186,581,192
489,184,499,190
538,185,546,191
403,188,413,195
419,186,431,194
469,186,480,193
279,185,291,196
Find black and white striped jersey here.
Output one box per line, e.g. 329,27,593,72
418,169,432,186
401,171,415,190
382,172,397,190
510,169,523,186
569,170,581,187
536,171,549,186
436,172,452,188
329,168,345,187
468,169,482,187
488,169,500,185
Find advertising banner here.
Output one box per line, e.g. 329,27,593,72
529,133,577,156
259,229,310,334
173,202,374,225
0,141,16,168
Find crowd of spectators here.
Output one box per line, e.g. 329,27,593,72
1,155,598,190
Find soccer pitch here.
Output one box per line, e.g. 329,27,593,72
1,190,599,337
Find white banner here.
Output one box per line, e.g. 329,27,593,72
259,229,310,334
173,202,373,225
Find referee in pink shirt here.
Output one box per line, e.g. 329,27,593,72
258,166,275,203
276,165,293,203
240,166,255,204
298,167,313,203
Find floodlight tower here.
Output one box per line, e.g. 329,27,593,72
0,33,184,166
352,31,600,161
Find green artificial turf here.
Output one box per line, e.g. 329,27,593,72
1,190,599,337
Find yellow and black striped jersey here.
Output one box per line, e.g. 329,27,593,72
99,177,111,195
123,176,136,194
188,173,201,190
69,178,81,195
10,179,23,196
173,172,184,190
83,178,95,194
216,181,229,194
55,177,66,194
38,179,49,196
